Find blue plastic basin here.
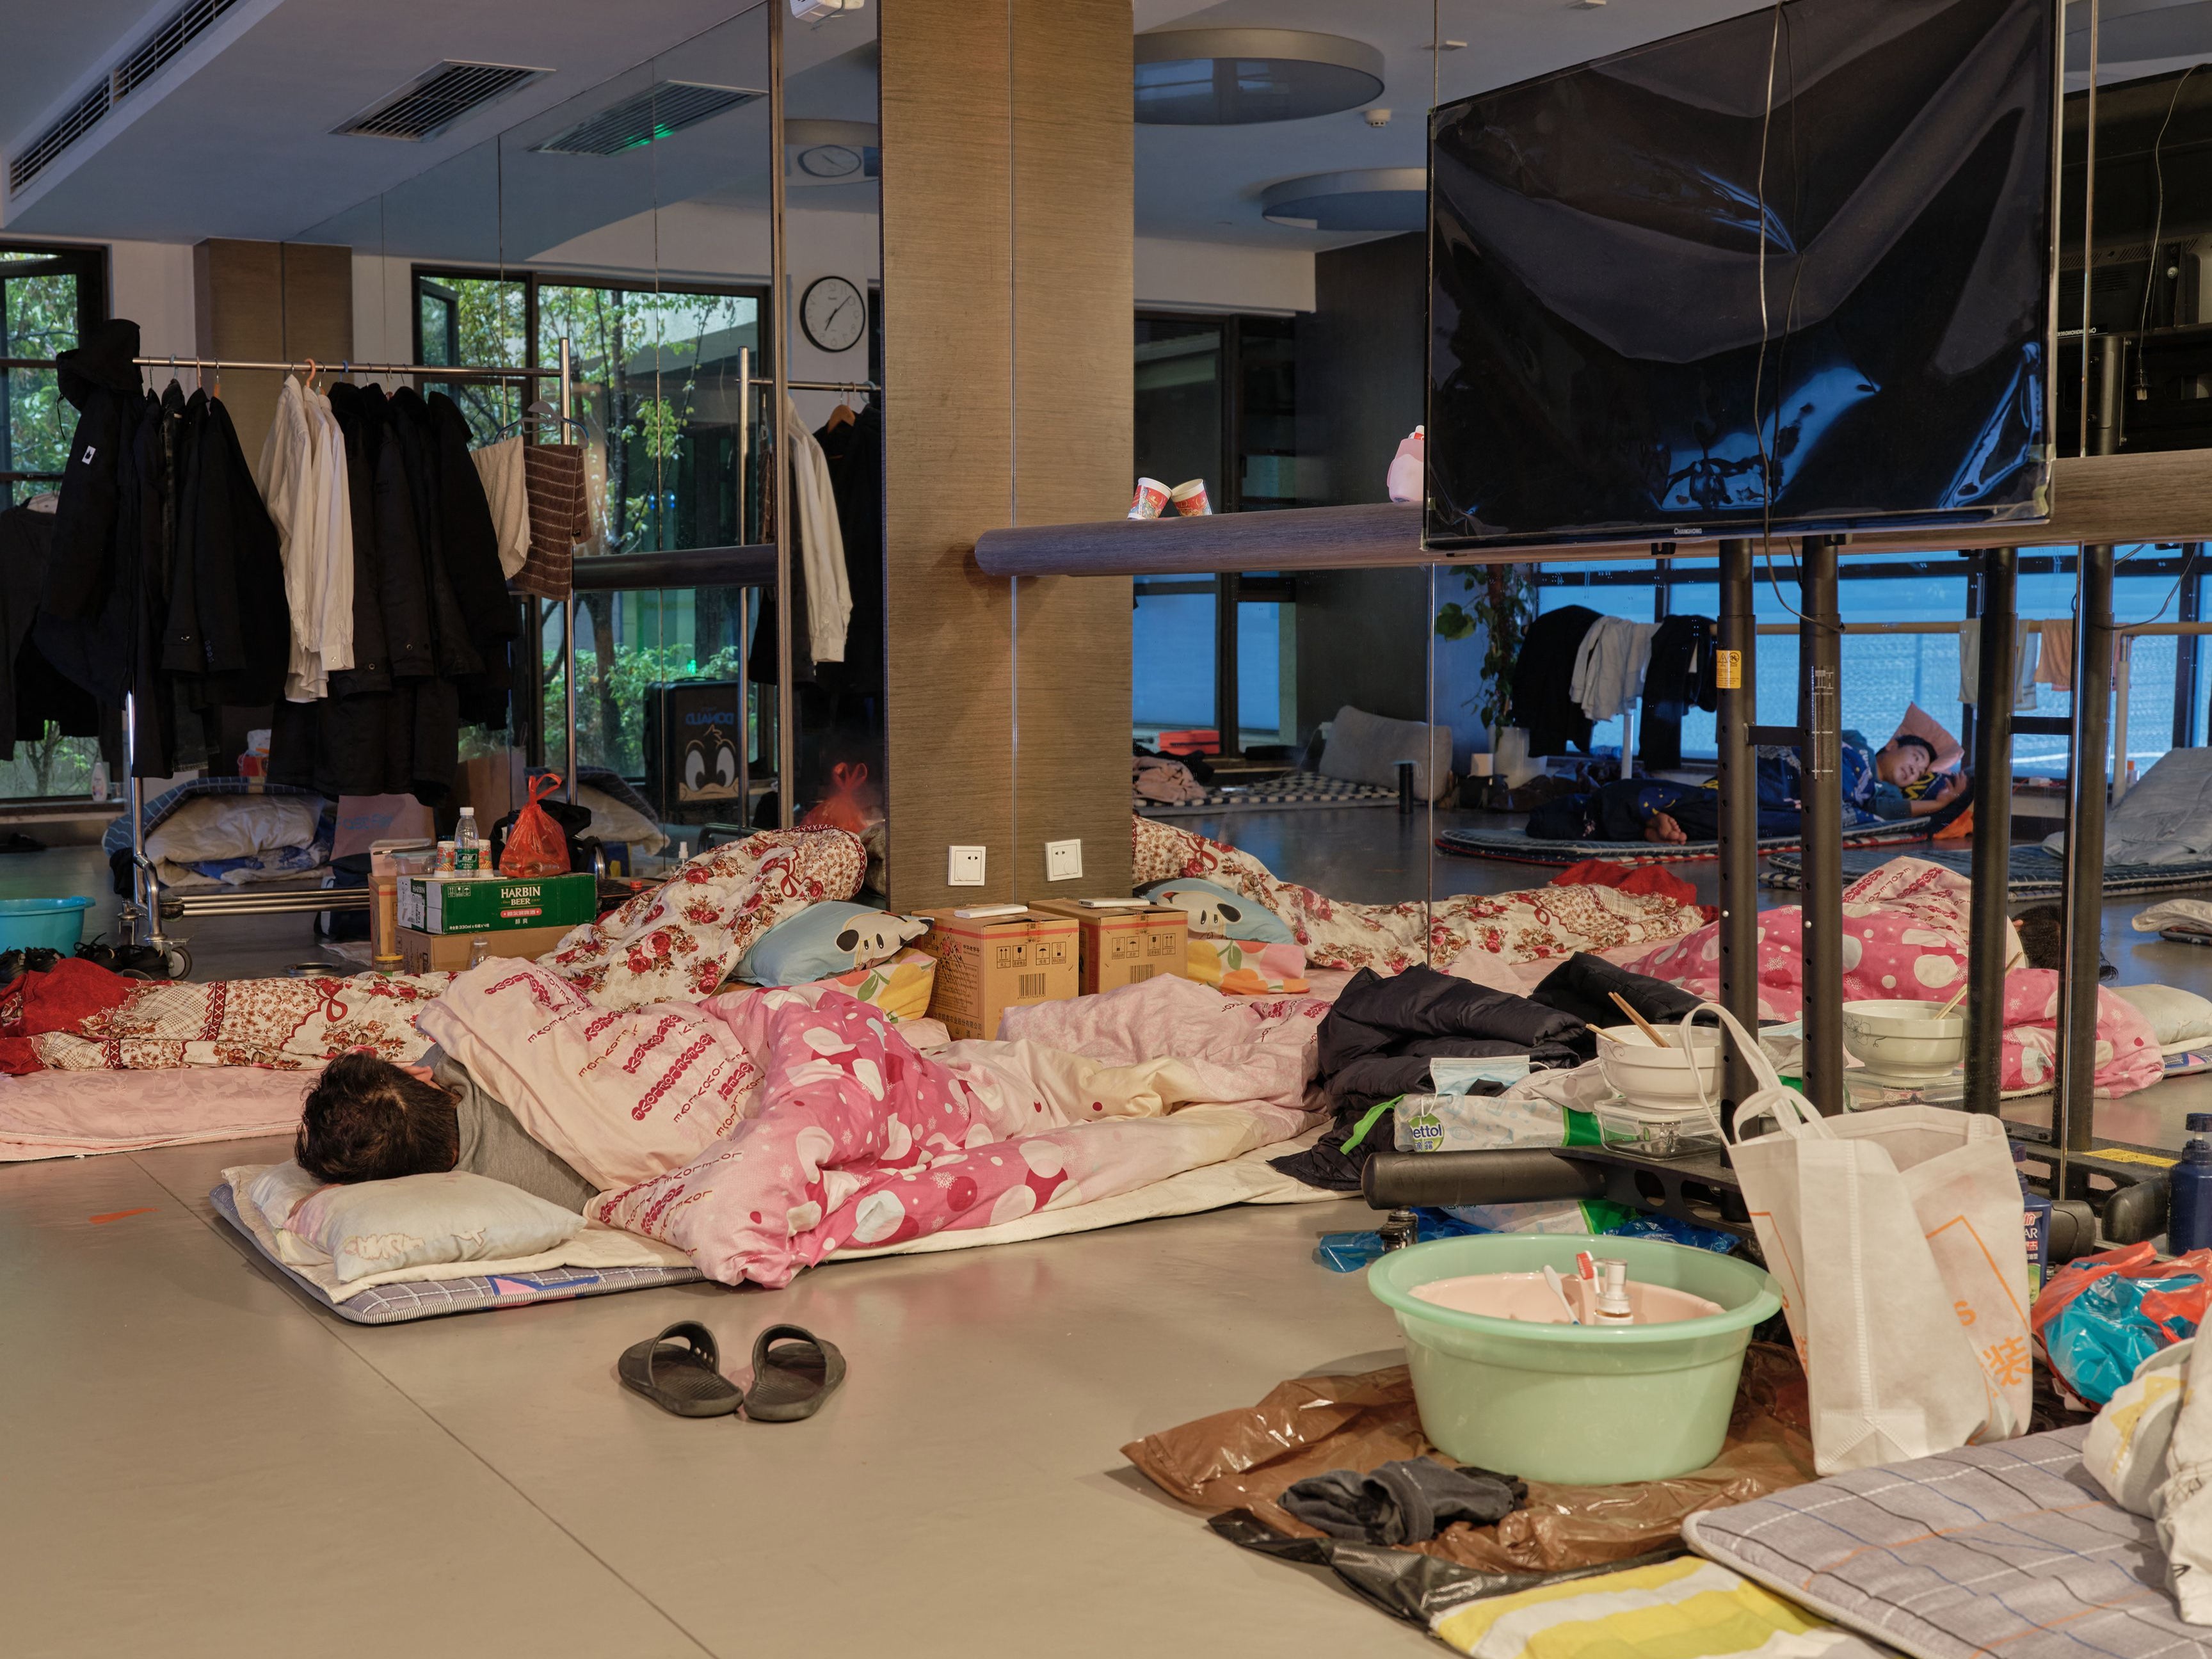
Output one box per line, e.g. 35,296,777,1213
0,896,94,953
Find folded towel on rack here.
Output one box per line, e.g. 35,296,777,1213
1957,618,2039,709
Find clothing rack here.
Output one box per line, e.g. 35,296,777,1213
115,343,579,972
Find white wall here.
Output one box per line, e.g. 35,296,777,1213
1135,236,1313,315
0,231,196,356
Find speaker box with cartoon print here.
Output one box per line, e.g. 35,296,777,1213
644,680,749,824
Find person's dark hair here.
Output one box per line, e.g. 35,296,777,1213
1888,733,1937,765
296,1052,460,1184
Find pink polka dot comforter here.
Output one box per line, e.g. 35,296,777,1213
589,977,1327,1287
1620,856,2163,1097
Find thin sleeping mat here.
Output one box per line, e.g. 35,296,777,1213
1763,843,2212,899
1438,818,1928,867
209,1180,703,1326
1141,770,1399,815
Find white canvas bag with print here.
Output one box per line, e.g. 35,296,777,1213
1693,1003,2032,1474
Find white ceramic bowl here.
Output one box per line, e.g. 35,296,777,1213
1595,1023,1724,1109
1840,998,1965,1080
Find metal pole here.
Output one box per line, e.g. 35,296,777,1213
1966,547,2017,1116
559,335,577,805
1717,539,1760,1119
1799,535,1845,1116
769,0,796,830
737,344,753,824
124,691,145,948
2056,334,2124,1185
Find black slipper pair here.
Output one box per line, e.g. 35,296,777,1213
618,1322,845,1422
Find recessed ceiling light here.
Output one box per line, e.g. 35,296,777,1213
1134,29,1385,125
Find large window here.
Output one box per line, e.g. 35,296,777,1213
0,244,108,802
1,244,105,509
1535,545,2210,778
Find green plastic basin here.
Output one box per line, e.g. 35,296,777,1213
1367,1233,1780,1485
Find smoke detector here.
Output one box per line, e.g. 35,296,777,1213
1364,108,1391,127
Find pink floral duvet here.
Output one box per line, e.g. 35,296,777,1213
593,985,1318,1287
1621,856,2163,1097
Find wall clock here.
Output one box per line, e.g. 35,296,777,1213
801,275,865,353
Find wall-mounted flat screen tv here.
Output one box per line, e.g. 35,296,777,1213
1427,0,2057,550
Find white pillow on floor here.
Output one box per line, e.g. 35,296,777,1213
147,794,323,863
1316,705,1455,801
280,1167,584,1283
2113,983,2212,1052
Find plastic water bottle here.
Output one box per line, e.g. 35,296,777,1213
2014,1141,2053,1292
2170,1114,2212,1254
454,806,481,875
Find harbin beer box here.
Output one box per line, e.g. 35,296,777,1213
1028,899,1187,994
397,871,600,936
917,906,1079,1040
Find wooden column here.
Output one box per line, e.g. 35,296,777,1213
878,0,1134,909
191,239,351,463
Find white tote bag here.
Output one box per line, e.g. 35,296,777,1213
1692,1004,2033,1474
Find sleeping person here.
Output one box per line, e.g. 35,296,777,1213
1528,732,1964,846
294,1050,596,1212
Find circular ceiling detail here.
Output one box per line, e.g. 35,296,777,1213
1134,29,1386,125
1260,167,1427,232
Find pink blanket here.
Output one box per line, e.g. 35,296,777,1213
1133,817,1703,973
1622,856,2163,1096
595,989,1313,1286
0,1066,310,1160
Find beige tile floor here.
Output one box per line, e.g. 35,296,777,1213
8,809,2212,1653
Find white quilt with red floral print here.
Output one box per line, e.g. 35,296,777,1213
1621,856,2163,1097
593,985,1318,1288
541,827,867,1007
28,828,869,1071
1132,817,1704,974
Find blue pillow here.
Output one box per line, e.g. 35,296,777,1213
737,902,929,986
1136,879,1295,943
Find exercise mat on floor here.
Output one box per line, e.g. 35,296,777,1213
1439,819,1926,867
1764,843,2212,899
1121,1345,1814,1599
1141,770,1400,815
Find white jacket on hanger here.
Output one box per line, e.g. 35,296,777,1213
260,376,324,702
309,387,355,685
784,396,851,665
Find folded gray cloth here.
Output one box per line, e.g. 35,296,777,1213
1281,1459,1526,1546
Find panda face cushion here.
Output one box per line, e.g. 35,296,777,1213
737,901,929,985
1136,879,1295,943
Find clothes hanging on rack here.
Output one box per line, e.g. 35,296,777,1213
470,437,531,579
259,374,356,701
1639,613,1717,771
0,505,100,754
517,442,585,600
266,384,515,806
1957,618,2039,709
815,401,883,695
2037,618,2075,691
37,319,286,778
1569,615,1656,722
786,397,850,665
1511,605,1601,755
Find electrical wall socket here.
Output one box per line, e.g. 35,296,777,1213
1045,838,1083,881
947,845,986,886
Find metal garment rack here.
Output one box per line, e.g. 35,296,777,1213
114,349,571,972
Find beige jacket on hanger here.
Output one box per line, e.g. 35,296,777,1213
783,396,851,665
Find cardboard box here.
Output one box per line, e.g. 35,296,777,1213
397,871,600,935
918,908,1080,1040
1028,900,1188,995
399,922,579,975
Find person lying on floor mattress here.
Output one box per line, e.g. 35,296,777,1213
1528,732,1962,845
296,1050,594,1212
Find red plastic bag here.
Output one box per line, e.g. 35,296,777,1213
800,761,871,835
499,773,572,878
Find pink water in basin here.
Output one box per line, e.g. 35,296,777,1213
1410,1271,1724,1326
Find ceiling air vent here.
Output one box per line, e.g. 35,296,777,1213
112,0,241,100
531,82,762,156
8,83,111,195
336,61,548,143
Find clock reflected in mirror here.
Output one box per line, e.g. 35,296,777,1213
801,274,866,353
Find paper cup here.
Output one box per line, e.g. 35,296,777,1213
1128,477,1170,519
1170,478,1212,516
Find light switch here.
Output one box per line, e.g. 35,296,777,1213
948,845,986,886
1045,838,1083,881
